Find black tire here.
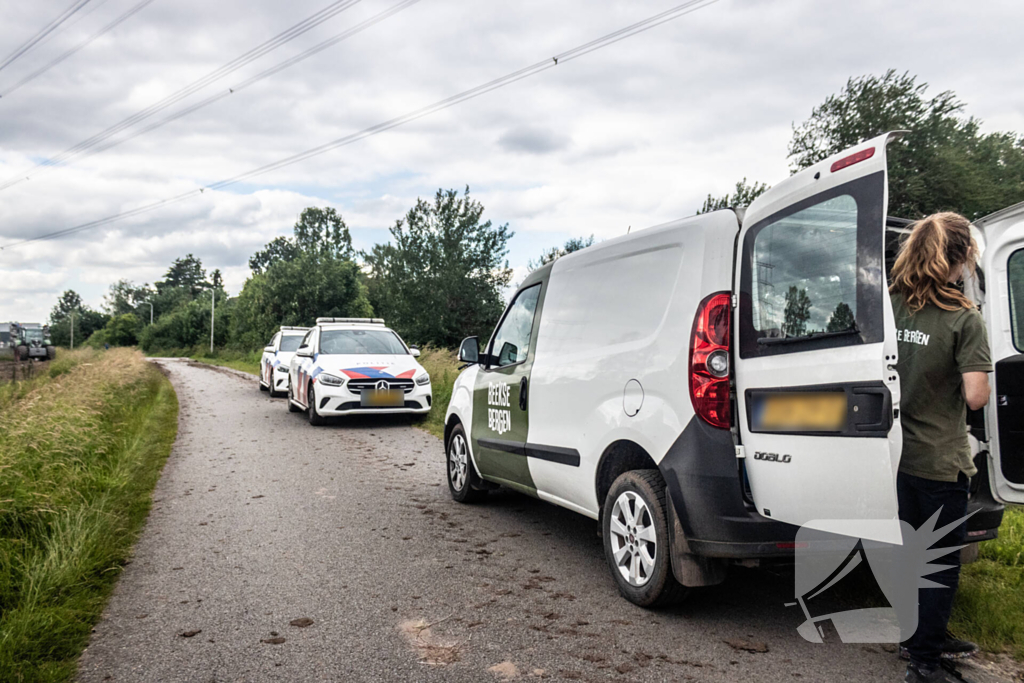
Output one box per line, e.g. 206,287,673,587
602,470,687,607
16,345,27,361
287,382,302,413
307,383,326,426
46,346,56,361
446,423,486,503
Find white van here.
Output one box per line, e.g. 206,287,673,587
443,132,1024,606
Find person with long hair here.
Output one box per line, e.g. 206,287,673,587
889,212,992,683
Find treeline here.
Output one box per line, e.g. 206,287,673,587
50,188,518,352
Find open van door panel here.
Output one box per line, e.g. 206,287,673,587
733,132,903,545
977,201,1024,505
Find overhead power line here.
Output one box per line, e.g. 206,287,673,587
10,0,423,170
0,0,160,99
0,0,364,192
0,0,94,74
0,0,719,251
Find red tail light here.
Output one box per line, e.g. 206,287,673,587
689,292,731,429
830,147,875,173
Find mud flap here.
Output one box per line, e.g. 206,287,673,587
667,493,727,587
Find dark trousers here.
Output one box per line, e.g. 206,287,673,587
897,471,970,668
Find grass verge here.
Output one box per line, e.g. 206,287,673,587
0,348,179,682
413,346,461,440
952,505,1024,659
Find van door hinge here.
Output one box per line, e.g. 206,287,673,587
735,445,745,459
731,294,738,309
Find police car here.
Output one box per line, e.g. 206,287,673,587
287,318,431,425
259,326,310,396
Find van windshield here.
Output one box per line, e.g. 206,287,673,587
279,335,304,353
751,194,859,341
319,329,407,355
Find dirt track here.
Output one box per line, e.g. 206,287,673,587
75,359,1017,682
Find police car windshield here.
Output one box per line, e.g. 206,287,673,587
319,329,407,355
279,335,304,352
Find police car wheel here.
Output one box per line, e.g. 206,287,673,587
447,424,485,503
602,470,687,607
307,384,326,426
287,383,302,413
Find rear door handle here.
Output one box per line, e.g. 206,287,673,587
519,376,529,411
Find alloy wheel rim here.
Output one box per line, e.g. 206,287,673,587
609,490,657,587
449,434,468,491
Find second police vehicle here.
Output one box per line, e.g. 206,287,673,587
443,132,1024,607
287,318,432,425
259,326,309,396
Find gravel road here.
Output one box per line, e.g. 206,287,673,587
76,359,1017,683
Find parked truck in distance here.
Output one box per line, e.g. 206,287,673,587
9,323,56,361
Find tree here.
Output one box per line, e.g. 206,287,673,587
826,301,856,333
104,313,141,346
229,207,370,350
48,289,108,346
528,235,595,271
363,187,513,347
789,69,1024,219
249,207,353,274
104,279,154,316
783,286,812,337
697,178,771,214
157,254,208,297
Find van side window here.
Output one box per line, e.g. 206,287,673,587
1008,249,1024,352
751,194,859,340
489,285,541,367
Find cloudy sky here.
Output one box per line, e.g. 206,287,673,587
0,0,1021,323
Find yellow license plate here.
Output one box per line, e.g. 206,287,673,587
362,389,404,407
754,392,847,432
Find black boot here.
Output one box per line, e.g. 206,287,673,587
904,660,969,682
900,633,978,661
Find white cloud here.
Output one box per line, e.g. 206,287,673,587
0,0,1021,324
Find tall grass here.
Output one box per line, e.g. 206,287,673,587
414,347,461,440
953,506,1024,659
0,348,178,682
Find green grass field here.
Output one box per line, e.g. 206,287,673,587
953,506,1024,659
0,348,178,682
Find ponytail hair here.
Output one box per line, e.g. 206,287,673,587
889,212,978,313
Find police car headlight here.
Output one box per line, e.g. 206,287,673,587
275,365,288,373
415,372,430,386
318,373,345,387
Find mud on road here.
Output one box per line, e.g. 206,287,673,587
76,359,1016,682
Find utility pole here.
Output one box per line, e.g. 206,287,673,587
210,289,215,354
70,312,74,350
144,301,153,325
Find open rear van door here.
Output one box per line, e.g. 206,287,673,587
733,132,903,544
977,202,1024,504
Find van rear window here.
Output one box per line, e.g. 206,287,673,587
737,172,886,358
751,195,858,341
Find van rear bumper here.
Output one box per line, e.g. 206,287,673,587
659,417,799,559
658,418,1006,559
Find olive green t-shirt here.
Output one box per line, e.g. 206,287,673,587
891,292,992,482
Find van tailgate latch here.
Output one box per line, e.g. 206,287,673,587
735,445,745,459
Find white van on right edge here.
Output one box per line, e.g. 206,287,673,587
443,132,1024,607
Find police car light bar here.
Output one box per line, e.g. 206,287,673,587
315,317,386,325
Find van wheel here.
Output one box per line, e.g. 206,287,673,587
447,424,486,503
287,383,301,413
307,384,326,426
602,470,687,607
